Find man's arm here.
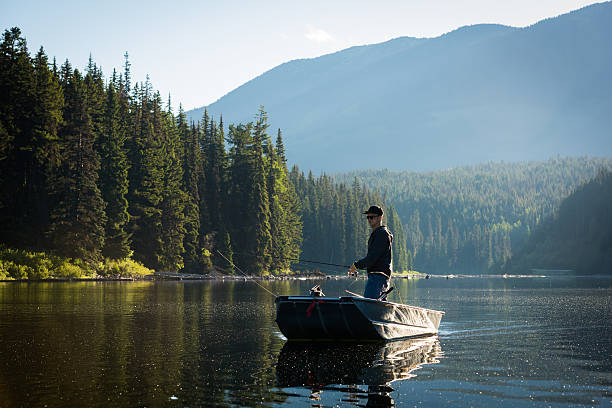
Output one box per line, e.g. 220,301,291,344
354,230,389,270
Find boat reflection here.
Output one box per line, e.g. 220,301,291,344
276,336,442,407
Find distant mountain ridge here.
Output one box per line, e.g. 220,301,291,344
187,2,612,173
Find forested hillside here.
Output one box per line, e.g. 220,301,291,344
0,28,302,276
0,27,412,278
505,169,612,274
289,170,409,273
336,158,612,273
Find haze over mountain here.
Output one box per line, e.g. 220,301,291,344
187,2,612,173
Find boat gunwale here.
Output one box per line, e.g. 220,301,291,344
370,319,431,330
278,295,445,315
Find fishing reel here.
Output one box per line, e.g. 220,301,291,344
309,285,325,297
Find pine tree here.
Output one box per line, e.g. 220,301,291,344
250,108,272,274
197,110,210,250
178,107,201,272
48,67,106,262
226,122,253,269
128,80,164,269
30,47,63,247
266,132,281,272
99,74,131,259
387,206,408,271
0,29,63,249
85,55,105,144
264,128,303,273
122,51,131,94
203,117,227,240
275,129,286,165
157,92,186,271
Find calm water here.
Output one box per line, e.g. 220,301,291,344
0,276,611,407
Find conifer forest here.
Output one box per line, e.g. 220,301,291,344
0,28,409,278
337,157,612,274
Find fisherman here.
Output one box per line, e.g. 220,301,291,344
348,205,393,300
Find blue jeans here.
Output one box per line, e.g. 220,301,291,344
363,273,390,300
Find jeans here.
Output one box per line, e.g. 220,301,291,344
363,273,390,300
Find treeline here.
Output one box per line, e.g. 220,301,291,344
290,171,410,272
505,169,612,274
336,157,612,273
0,27,413,278
0,27,302,275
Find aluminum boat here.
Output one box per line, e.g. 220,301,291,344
275,295,444,341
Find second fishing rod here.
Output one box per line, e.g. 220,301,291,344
219,250,353,269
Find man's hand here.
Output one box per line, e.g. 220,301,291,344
348,263,357,276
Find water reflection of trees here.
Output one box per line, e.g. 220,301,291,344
0,281,290,407
276,337,442,407
0,280,447,407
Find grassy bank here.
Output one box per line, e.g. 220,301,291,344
0,247,153,280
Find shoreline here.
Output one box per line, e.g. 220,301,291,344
1,272,590,283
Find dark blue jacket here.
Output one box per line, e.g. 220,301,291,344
354,226,393,277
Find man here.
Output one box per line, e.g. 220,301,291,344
348,205,393,300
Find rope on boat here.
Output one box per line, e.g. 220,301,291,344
215,250,279,298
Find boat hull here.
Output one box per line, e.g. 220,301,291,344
275,296,444,341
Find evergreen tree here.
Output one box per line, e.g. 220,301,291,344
128,80,164,269
267,129,302,273
203,117,227,240
178,107,201,272
157,92,186,271
275,129,286,165
387,206,408,271
84,55,105,142
197,110,210,251
99,74,131,259
29,46,63,247
226,122,252,269
48,67,106,262
0,29,62,249
250,108,272,274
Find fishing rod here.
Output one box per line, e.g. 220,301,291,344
215,250,278,298
216,250,352,269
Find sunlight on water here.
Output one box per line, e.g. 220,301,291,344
0,277,610,407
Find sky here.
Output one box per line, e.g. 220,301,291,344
1,0,603,110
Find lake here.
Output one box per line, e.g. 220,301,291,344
0,276,610,407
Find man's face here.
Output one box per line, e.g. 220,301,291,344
366,213,381,228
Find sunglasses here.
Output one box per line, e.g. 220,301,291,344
366,215,379,220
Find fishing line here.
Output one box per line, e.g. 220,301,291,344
215,250,278,298
342,272,363,296
229,250,352,269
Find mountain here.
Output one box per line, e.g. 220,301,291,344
187,2,612,173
